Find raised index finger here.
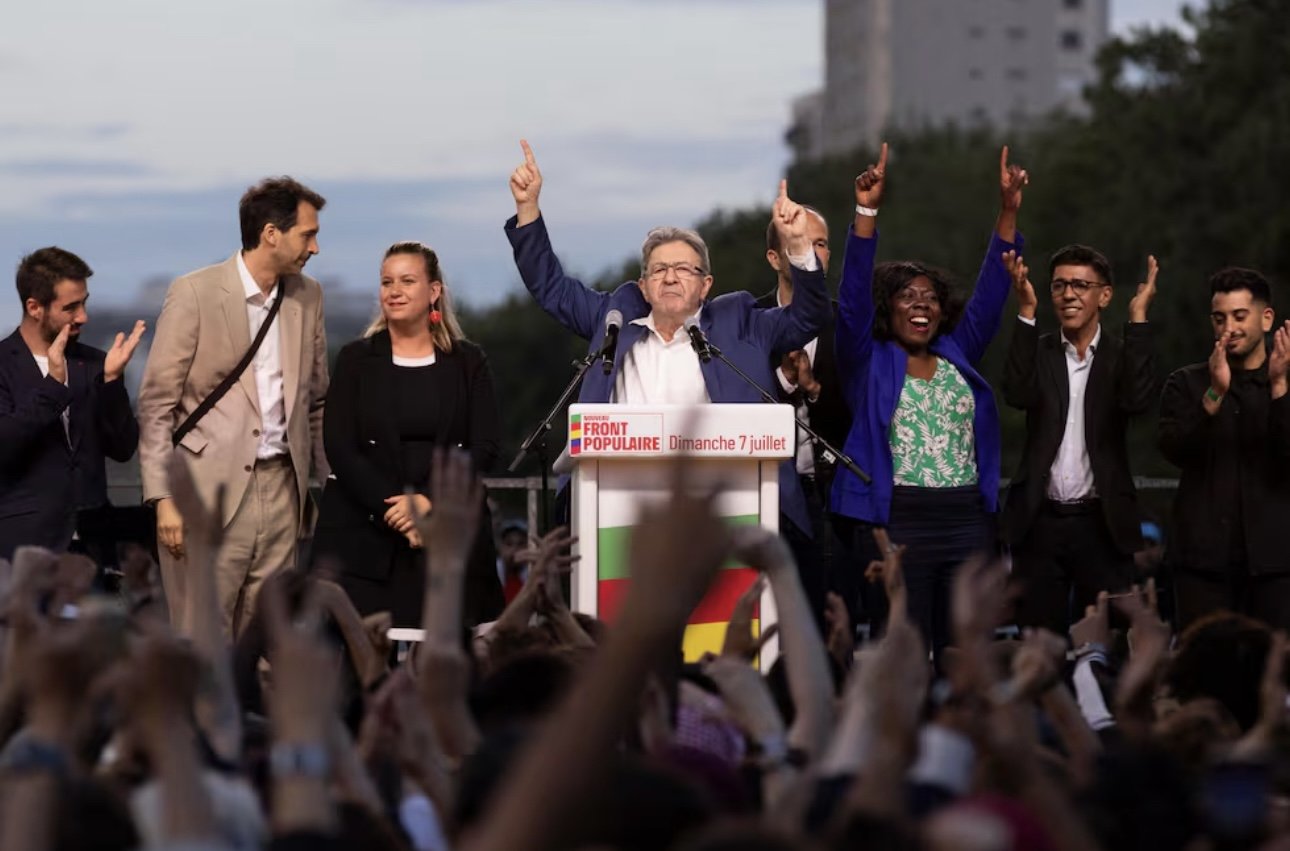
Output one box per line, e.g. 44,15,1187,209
1145,255,1159,289
777,178,788,201
1000,145,1010,175
876,141,889,172
520,138,536,166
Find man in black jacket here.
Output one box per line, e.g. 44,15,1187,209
0,247,145,560
1002,246,1158,634
1159,267,1290,629
755,205,852,623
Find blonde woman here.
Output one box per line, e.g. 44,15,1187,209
313,242,503,626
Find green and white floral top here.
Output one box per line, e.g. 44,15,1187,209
889,358,979,487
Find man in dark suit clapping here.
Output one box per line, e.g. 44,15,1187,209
1001,246,1159,634
0,247,145,560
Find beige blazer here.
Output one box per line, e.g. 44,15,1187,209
137,254,329,534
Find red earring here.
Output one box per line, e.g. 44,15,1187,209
429,306,443,324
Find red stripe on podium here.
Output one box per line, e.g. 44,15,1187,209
596,567,760,626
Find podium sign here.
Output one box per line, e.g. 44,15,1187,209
567,404,794,663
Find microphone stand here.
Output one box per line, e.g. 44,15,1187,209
508,347,605,532
699,339,871,485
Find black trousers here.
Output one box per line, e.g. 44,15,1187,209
835,485,994,662
780,469,844,636
1173,568,1290,632
1012,500,1135,635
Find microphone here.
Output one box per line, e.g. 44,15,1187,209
600,309,623,375
684,316,712,363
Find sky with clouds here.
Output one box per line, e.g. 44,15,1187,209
1,0,1187,330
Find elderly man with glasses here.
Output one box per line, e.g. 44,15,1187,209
504,140,829,540
1000,245,1160,634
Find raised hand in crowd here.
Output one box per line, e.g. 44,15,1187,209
719,573,773,662
1128,254,1160,323
510,138,543,226
732,523,836,756
114,631,221,846
1270,319,1290,399
415,448,486,762
823,590,854,673
464,453,731,851
522,525,592,647
1003,249,1038,320
1231,631,1289,761
853,140,888,237
166,454,242,763
1070,589,1111,651
102,318,147,383
261,573,342,838
1112,581,1172,739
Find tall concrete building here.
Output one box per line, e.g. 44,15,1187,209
788,0,1110,160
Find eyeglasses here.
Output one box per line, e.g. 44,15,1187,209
646,262,706,281
1050,278,1106,295
893,288,941,306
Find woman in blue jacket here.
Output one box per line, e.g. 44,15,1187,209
832,145,1027,661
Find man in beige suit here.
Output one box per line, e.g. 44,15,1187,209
138,177,330,635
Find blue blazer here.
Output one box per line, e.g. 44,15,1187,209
831,227,1022,526
0,329,139,559
505,215,830,535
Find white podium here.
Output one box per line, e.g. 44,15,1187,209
564,404,795,663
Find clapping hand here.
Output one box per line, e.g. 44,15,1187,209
1268,320,1289,397
510,139,543,225
999,146,1028,211
104,319,147,382
1002,250,1037,320
1128,255,1160,324
1208,330,1233,405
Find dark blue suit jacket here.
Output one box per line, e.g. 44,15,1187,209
505,215,830,534
0,329,139,559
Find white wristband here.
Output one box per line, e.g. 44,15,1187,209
855,204,879,217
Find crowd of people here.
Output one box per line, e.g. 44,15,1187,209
0,137,1288,848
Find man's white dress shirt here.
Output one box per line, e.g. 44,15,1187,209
237,253,289,459
1020,315,1100,501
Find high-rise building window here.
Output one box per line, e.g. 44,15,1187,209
969,67,985,81
1006,25,1027,40
1063,0,1084,8
1061,30,1083,50
1006,67,1028,81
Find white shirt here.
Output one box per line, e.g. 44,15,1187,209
613,311,711,405
774,290,819,476
32,354,70,444
1021,315,1100,501
612,250,819,409
237,253,289,459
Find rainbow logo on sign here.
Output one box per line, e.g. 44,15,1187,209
569,413,582,455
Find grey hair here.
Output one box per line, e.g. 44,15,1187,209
639,227,712,277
